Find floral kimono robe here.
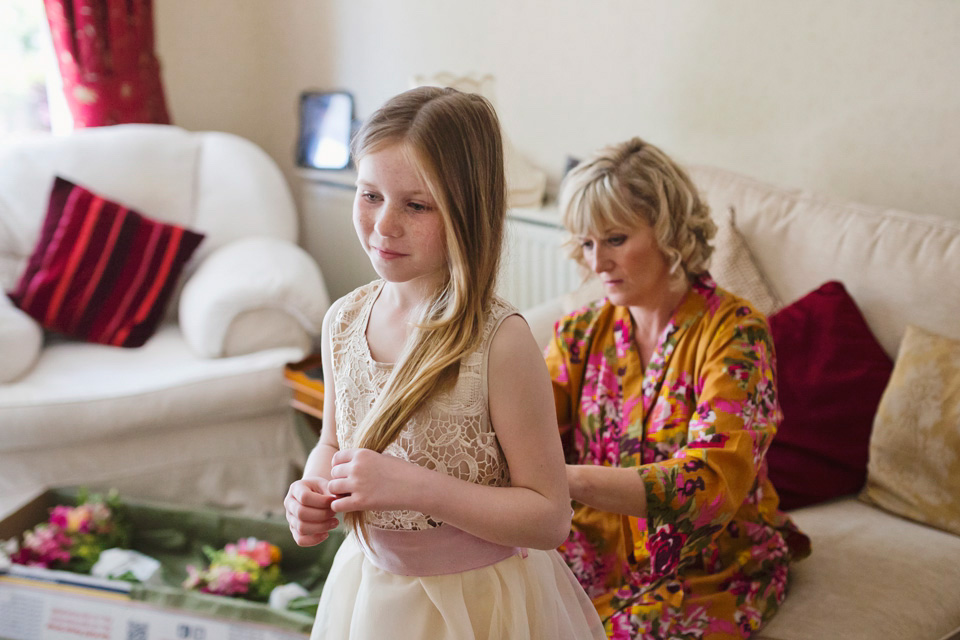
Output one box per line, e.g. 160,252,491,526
546,274,810,640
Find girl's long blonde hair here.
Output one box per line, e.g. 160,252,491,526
346,86,506,539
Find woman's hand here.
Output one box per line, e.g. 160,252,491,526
328,448,425,514
284,477,339,546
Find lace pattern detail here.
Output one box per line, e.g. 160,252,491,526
330,280,515,531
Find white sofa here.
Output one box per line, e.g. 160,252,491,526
523,165,960,640
0,125,330,516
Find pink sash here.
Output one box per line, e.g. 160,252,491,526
361,524,526,577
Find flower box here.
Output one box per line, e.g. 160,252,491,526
0,488,343,640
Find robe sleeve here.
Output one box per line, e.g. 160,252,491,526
634,309,780,582
545,317,579,461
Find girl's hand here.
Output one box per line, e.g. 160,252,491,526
328,448,425,514
284,477,339,546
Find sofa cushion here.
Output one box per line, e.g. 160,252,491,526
0,324,306,451
765,281,893,510
756,498,960,640
709,205,783,316
8,177,204,347
862,325,960,536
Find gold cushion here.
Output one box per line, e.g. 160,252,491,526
861,325,960,536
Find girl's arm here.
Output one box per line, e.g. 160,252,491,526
284,302,341,546
328,315,571,550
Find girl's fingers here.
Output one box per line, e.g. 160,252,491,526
327,478,351,496
290,517,340,535
292,532,329,547
289,482,334,508
331,448,358,466
289,505,336,523
330,495,360,514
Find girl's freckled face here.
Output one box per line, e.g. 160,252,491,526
353,143,447,289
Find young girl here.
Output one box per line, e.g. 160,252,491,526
284,86,604,639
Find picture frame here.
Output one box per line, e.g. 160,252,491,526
296,90,355,170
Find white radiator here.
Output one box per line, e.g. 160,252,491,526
498,207,581,310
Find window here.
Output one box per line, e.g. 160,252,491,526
0,0,61,137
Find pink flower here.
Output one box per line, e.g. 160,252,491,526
607,612,633,640
647,524,688,579
688,432,729,449
236,537,275,567
203,565,251,596
613,318,632,358
554,360,569,384
48,506,71,529
648,397,673,433
559,529,612,599
767,563,789,602
587,429,620,466
15,525,72,568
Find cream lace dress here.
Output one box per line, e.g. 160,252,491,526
310,281,604,640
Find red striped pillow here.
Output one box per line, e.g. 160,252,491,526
8,177,204,347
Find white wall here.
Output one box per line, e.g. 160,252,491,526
156,0,960,221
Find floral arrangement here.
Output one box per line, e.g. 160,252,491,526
183,537,285,602
10,489,131,574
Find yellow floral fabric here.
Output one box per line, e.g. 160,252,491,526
862,324,960,536
546,274,810,639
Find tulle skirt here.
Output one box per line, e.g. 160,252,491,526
310,533,605,639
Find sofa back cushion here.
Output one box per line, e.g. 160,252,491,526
0,125,298,313
688,165,960,359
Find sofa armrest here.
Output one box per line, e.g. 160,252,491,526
0,295,43,383
179,237,331,358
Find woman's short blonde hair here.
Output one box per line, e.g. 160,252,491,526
559,137,716,280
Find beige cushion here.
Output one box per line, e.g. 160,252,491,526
861,325,960,536
709,205,783,315
756,498,960,640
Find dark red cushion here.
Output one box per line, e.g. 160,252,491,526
766,281,893,510
8,177,204,347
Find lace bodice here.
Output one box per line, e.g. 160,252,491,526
329,281,516,531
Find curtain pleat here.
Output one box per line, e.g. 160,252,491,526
43,0,171,128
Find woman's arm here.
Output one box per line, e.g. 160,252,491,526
551,305,775,529
284,302,341,546
566,465,647,517
328,314,571,550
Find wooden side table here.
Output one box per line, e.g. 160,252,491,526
283,354,324,445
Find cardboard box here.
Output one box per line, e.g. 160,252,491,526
0,489,343,640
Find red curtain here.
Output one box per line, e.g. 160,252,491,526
43,0,171,128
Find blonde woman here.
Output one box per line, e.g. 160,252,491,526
283,87,604,639
547,138,810,638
